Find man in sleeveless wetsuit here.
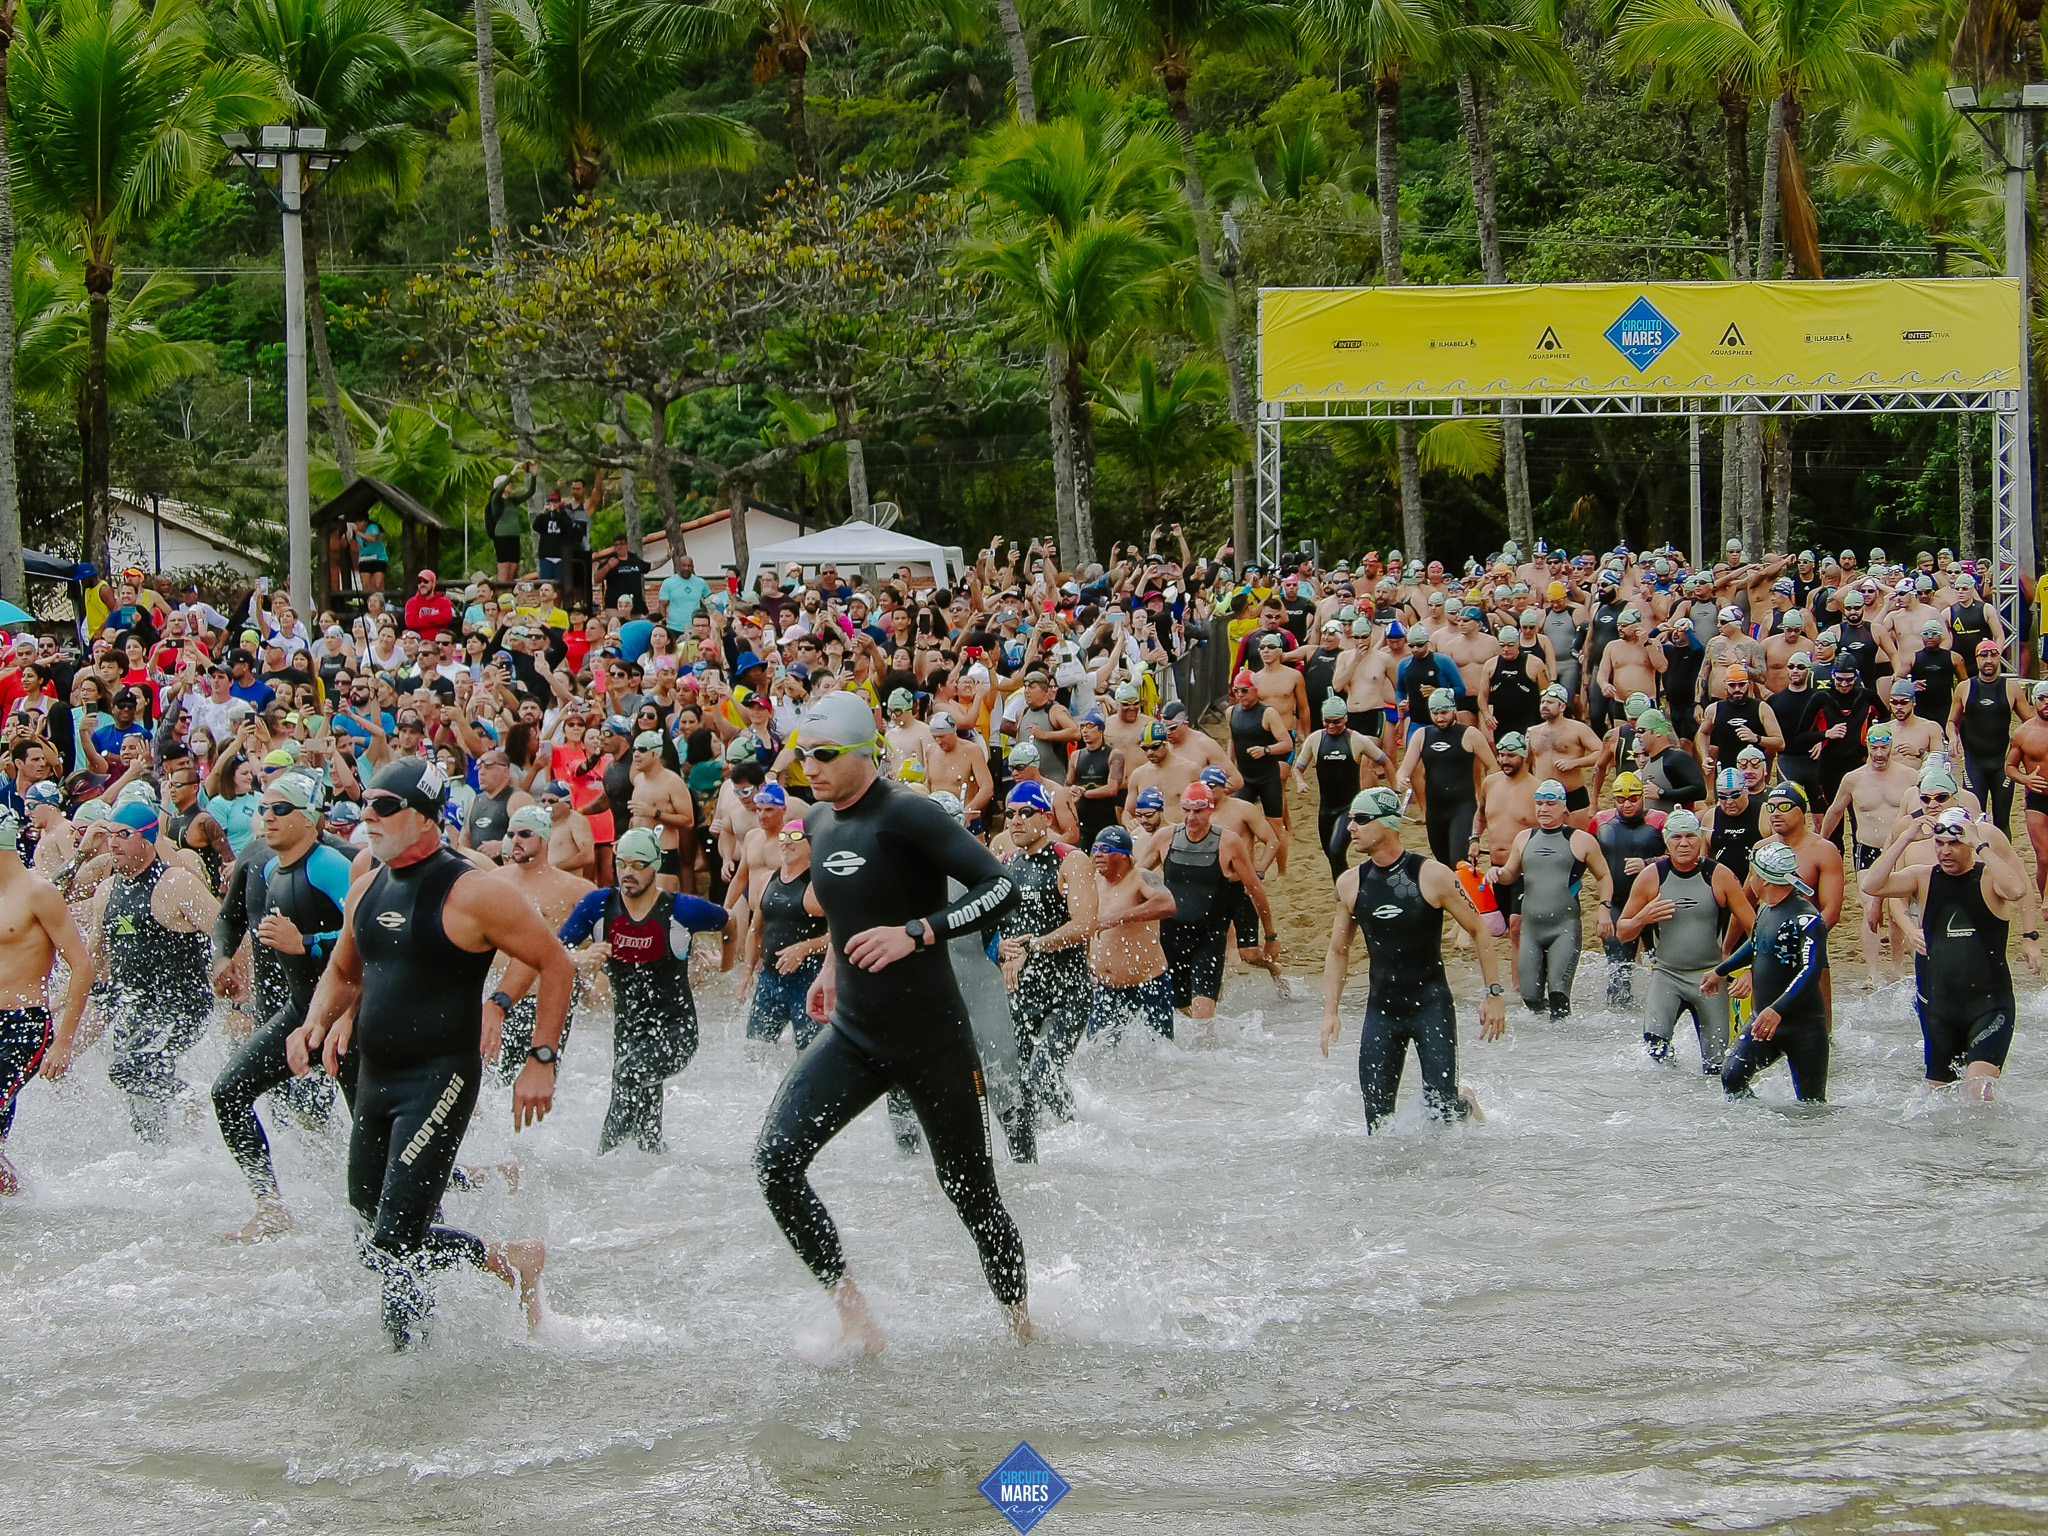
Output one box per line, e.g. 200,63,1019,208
751,692,1029,1350
1319,787,1506,1128
1140,783,1273,1032
1616,808,1754,1070
531,827,735,1151
1066,712,1123,850
1862,807,2031,1102
1594,773,1667,1009
1293,693,1387,879
1491,779,1612,1020
1709,764,1764,882
209,771,357,1241
1949,640,2023,833
996,781,1096,1123
1396,687,1497,868
288,759,572,1348
1704,842,1831,1102
84,799,219,1142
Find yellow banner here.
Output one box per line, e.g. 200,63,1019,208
1258,280,2022,402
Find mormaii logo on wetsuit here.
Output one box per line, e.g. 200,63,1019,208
820,850,866,876
1371,904,1404,920
979,1440,1069,1533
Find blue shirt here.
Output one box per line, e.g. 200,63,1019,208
92,719,150,755
230,678,276,711
659,573,711,631
618,618,655,663
558,888,730,956
332,710,395,756
208,791,264,855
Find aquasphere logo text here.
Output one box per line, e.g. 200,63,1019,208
979,1440,1071,1533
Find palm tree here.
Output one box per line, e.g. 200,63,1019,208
997,0,1037,121
494,0,754,199
1439,0,1576,553
758,391,849,520
14,254,210,441
1079,0,1292,567
717,0,979,182
1829,65,1996,274
1094,352,1247,520
1613,0,1772,550
10,0,281,566
1299,0,1440,559
0,0,24,601
967,101,1186,565
220,0,468,483
1320,414,1505,481
312,399,498,569
965,216,1180,566
1831,65,1996,555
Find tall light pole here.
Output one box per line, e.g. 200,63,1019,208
221,125,362,615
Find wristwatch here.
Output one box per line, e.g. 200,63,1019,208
904,918,929,945
525,1044,559,1066
488,990,515,1013
1485,983,1506,997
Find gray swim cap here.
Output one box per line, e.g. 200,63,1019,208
798,691,879,754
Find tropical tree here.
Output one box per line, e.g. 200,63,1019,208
10,0,281,566
1299,0,1440,558
1316,414,1504,490
758,391,850,520
997,0,1037,121
1439,0,1576,552
0,0,24,601
1829,65,1996,274
717,0,980,181
1613,0,1771,550
493,0,754,199
966,101,1186,566
1831,65,1996,555
14,255,210,439
311,399,499,557
1094,352,1246,521
220,0,468,482
1079,0,1293,566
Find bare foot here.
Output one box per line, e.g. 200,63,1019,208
1459,1085,1486,1124
486,1238,547,1332
0,1149,18,1196
224,1197,292,1243
831,1275,887,1355
1003,1300,1033,1344
1270,970,1292,1000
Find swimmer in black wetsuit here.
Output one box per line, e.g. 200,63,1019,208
1861,807,2032,1102
287,759,574,1348
209,772,356,1241
1705,842,1831,1102
1319,787,1506,1128
752,691,1029,1350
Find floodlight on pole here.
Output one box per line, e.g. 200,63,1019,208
221,125,360,616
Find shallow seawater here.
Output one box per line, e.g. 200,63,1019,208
6,960,2048,1534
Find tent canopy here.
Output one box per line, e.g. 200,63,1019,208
745,519,956,590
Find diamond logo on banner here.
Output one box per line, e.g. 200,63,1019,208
1603,295,1680,372
979,1441,1071,1533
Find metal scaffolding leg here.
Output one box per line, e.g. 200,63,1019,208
1993,403,2024,663
1255,413,1283,568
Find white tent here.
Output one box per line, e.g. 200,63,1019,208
745,519,959,590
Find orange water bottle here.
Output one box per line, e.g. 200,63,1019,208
1456,861,1508,937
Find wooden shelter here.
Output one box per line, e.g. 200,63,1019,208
313,478,445,613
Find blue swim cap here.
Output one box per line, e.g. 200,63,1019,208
1091,825,1134,855
753,782,788,808
1199,765,1229,789
1007,780,1055,815
1715,767,1745,795
109,799,159,841
1080,710,1105,727
1133,786,1165,811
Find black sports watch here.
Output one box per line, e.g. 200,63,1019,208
904,918,929,944
526,1045,560,1066
1485,983,1506,998
488,990,515,1013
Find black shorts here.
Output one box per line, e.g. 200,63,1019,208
1565,785,1591,813
1230,886,1260,949
660,846,682,877
1162,920,1230,1007
1236,775,1283,816
1494,878,1522,919
2027,789,2048,816
1454,693,1478,719
357,559,387,575
1348,709,1384,736
492,533,522,563
1922,1000,2015,1083
1853,842,1881,871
